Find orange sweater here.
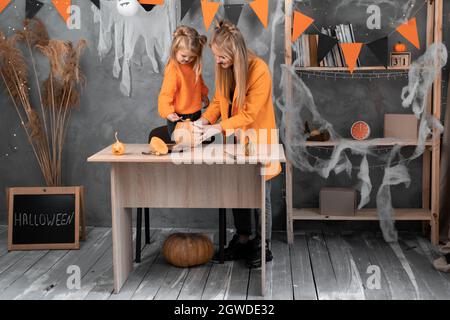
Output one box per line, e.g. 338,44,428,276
203,57,281,181
158,61,209,119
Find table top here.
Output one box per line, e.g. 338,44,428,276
87,144,286,164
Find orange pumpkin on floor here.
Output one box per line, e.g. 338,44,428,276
174,119,195,148
162,233,214,268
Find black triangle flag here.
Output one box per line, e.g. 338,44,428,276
317,33,338,64
367,36,389,68
181,0,195,20
90,0,100,10
26,0,44,19
141,4,155,12
224,4,244,26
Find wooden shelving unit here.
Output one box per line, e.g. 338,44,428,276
284,0,443,245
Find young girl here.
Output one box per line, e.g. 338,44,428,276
158,26,209,139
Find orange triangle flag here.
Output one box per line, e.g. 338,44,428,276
340,43,363,73
139,0,164,4
292,11,314,43
396,18,420,49
201,0,221,31
249,0,269,28
51,0,71,22
0,0,12,14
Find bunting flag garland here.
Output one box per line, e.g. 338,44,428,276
180,0,195,20
201,0,221,31
367,36,389,68
51,0,71,22
26,0,44,19
224,4,244,26
0,0,11,14
292,10,314,43
340,43,363,73
90,0,100,10
249,0,268,28
396,18,420,49
293,7,421,72
140,0,164,11
317,33,338,65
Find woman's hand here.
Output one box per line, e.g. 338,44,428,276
200,124,222,142
167,113,181,122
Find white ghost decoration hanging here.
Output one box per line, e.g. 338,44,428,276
117,0,140,17
92,0,175,96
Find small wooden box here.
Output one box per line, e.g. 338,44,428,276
390,52,411,68
320,188,356,216
384,114,419,140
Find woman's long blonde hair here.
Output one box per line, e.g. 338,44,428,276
210,20,254,111
170,26,207,82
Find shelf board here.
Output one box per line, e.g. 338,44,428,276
295,66,409,71
302,138,433,147
292,208,431,221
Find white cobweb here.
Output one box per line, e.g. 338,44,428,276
275,42,447,242
92,0,175,96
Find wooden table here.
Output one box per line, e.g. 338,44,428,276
88,144,286,296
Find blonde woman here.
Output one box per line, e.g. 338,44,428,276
195,21,281,268
158,26,209,138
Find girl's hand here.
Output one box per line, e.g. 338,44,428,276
167,113,181,122
202,96,210,108
200,124,222,142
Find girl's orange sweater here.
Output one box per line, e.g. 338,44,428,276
158,61,209,119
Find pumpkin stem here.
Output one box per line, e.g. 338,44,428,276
115,132,119,143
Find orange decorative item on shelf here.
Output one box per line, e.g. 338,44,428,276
351,121,371,140
149,137,169,156
162,233,214,268
174,119,196,148
112,132,125,155
393,42,407,52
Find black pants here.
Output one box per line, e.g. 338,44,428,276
167,110,202,140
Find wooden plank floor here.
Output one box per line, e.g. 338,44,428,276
0,226,449,300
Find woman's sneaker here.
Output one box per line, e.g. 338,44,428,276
245,237,273,268
212,234,250,262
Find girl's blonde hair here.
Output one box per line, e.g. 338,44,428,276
170,25,207,81
210,20,254,111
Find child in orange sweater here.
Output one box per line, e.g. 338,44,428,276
158,26,209,139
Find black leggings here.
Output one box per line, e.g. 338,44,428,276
167,110,201,140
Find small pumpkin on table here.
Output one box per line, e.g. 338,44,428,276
112,132,125,155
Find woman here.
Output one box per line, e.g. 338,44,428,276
195,21,281,268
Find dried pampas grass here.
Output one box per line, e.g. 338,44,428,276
0,19,86,187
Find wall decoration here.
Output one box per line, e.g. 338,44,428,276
0,0,11,14
340,42,363,73
249,0,268,28
224,4,244,26
351,121,371,140
393,41,407,52
26,0,44,19
90,0,100,9
92,0,174,96
51,0,71,22
201,0,221,31
390,52,411,68
367,37,389,68
396,17,420,49
180,0,195,20
292,3,424,72
117,0,140,16
317,33,338,66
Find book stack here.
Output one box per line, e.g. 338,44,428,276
294,23,360,68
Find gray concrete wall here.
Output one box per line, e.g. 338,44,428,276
0,0,448,232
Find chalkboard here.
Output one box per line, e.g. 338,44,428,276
7,187,84,250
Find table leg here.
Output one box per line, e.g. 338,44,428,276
261,174,266,297
111,164,133,294
219,209,226,264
